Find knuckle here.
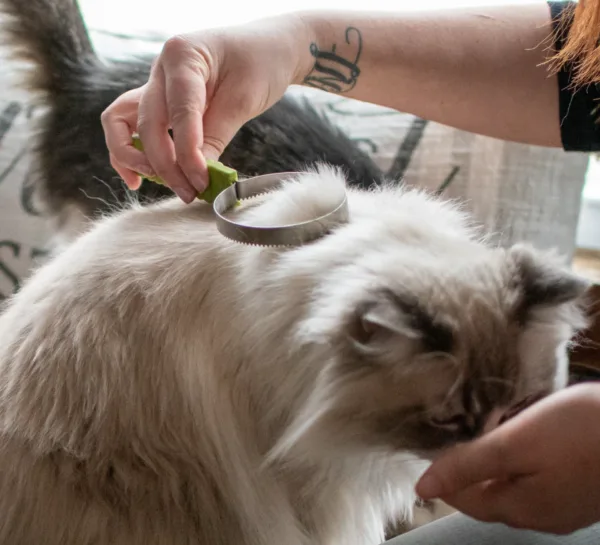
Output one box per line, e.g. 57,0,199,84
162,35,194,60
136,117,151,139
169,101,201,124
163,35,213,80
100,107,112,126
202,134,227,156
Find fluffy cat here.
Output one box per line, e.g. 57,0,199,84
0,166,588,545
0,0,383,243
0,0,451,533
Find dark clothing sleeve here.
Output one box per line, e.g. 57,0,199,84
549,1,600,151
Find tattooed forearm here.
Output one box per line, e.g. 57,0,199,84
303,26,362,94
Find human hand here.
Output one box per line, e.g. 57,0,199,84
101,15,311,203
415,383,600,535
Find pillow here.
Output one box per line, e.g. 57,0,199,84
0,95,49,301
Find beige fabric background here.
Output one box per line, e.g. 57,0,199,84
294,86,589,257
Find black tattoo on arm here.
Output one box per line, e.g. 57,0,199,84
303,26,362,94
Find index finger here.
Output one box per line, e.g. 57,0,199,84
415,435,512,501
137,65,197,203
437,477,532,527
416,417,536,501
162,39,209,193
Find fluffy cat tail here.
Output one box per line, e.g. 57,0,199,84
0,0,97,98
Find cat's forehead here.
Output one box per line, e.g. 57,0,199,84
372,250,521,313
362,257,558,377
382,270,524,357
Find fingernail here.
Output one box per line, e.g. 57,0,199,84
177,187,197,204
190,175,208,194
136,165,155,178
416,474,443,499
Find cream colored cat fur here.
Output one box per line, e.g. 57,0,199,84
0,166,587,545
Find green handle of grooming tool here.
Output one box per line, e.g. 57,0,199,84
131,134,238,204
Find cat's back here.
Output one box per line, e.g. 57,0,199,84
0,198,265,545
0,197,241,448
0,170,486,545
2,198,229,324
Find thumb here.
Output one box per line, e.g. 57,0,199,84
416,430,517,501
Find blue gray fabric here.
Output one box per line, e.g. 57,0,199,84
387,514,600,545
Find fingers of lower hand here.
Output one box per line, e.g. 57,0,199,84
442,478,537,530
165,73,209,193
417,434,514,501
443,476,587,535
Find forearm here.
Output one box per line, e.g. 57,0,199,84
294,4,561,147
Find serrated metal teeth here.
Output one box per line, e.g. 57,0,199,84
221,236,291,248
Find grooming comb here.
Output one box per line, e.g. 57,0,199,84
131,135,349,247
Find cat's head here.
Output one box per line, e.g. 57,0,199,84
274,240,589,462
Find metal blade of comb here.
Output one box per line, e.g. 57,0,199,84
225,240,292,248
130,133,347,247
213,172,350,248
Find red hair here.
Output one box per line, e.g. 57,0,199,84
550,0,600,87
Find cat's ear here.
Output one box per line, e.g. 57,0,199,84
350,298,420,347
508,244,589,308
348,289,453,353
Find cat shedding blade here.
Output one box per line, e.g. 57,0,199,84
130,142,350,248
212,172,350,247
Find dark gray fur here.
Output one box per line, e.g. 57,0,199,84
0,0,384,222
